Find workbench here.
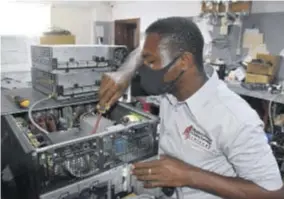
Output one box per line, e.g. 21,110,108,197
2,80,284,116
0,88,97,115
137,81,284,107
226,81,284,104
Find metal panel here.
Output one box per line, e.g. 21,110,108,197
31,45,128,72
31,67,110,100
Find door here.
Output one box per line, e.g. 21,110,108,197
114,18,140,52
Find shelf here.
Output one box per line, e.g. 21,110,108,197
226,81,284,104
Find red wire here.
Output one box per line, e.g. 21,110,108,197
91,113,102,134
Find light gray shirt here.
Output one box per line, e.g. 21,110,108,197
158,71,283,199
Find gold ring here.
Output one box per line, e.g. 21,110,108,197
148,168,152,175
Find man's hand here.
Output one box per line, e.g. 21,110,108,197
98,47,143,110
132,155,195,188
132,155,284,199
98,72,130,109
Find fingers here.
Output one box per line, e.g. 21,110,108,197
132,167,164,186
132,167,159,176
133,160,161,169
144,181,165,188
99,75,110,95
99,80,115,104
107,92,123,107
99,86,117,106
98,73,125,108
136,174,161,182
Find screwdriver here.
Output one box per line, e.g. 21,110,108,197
96,104,109,114
91,113,102,134
91,104,110,134
9,95,30,108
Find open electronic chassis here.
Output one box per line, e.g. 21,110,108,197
2,100,160,199
2,44,161,199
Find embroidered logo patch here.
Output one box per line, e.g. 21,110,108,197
183,125,212,149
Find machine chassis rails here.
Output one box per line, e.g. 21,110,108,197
2,101,159,199
31,44,128,72
31,67,113,101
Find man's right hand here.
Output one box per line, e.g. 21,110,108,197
98,72,131,110
98,47,142,111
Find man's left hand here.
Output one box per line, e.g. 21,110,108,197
132,155,195,188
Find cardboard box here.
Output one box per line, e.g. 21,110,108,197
201,1,218,13
245,73,272,84
247,54,280,76
229,1,251,13
40,35,76,45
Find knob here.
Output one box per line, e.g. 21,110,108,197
100,57,105,62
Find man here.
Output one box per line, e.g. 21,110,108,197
98,17,284,199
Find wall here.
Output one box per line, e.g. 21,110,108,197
93,2,114,45
50,2,112,44
0,2,50,74
251,1,284,13
1,2,112,76
111,1,284,31
95,2,113,21
50,6,95,44
111,1,201,32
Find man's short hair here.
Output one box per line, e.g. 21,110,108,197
146,17,204,72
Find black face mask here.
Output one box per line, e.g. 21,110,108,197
138,56,185,95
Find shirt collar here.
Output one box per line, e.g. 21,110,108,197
165,71,220,115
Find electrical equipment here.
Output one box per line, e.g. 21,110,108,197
270,125,284,178
30,44,128,101
2,98,159,199
31,67,109,101
39,159,163,199
80,113,114,135
31,44,128,72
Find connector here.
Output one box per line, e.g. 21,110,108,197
96,104,110,114
122,165,130,191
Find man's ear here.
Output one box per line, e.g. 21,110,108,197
180,52,194,71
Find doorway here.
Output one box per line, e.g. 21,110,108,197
114,18,140,52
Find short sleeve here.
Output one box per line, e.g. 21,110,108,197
158,96,167,155
223,123,283,191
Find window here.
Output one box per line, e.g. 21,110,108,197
0,2,50,73
0,1,51,36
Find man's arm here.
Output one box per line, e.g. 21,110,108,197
186,123,284,199
110,47,143,83
98,47,143,108
133,122,284,199
187,166,284,199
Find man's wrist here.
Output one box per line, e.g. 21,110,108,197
181,164,204,188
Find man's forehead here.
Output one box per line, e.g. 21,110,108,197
142,33,160,58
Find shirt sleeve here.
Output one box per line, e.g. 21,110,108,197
158,97,166,155
222,123,283,191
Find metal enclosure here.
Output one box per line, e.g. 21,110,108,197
31,44,128,71
31,67,111,100
2,100,160,199
30,44,128,101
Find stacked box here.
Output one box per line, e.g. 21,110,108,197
245,53,280,84
31,45,128,101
